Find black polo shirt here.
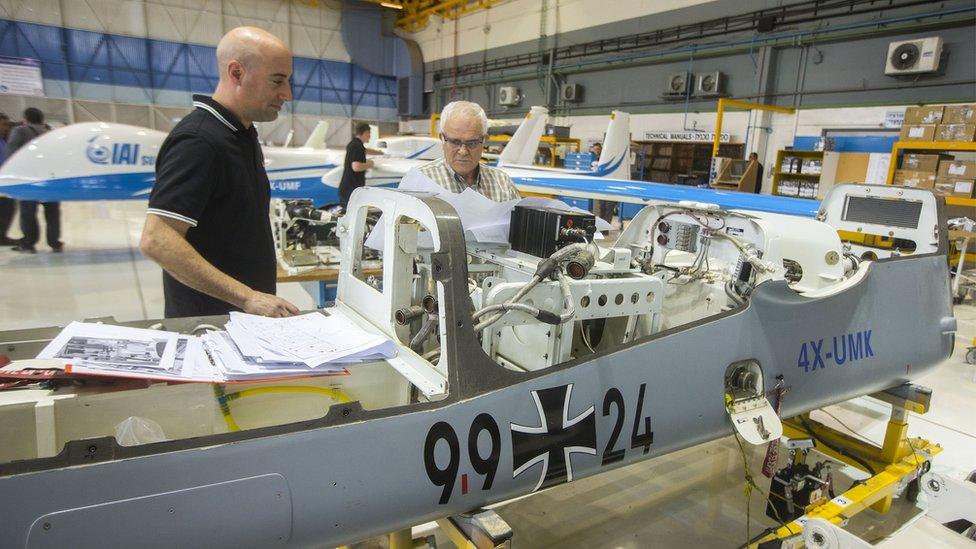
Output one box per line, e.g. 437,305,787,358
337,137,366,207
148,94,275,318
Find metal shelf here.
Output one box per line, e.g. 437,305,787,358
885,140,976,188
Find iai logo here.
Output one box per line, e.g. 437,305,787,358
86,136,111,164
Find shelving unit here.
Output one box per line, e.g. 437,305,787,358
631,142,743,184
885,140,976,207
771,150,827,199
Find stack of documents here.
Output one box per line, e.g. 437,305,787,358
36,313,396,383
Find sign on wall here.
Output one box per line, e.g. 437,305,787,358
883,110,904,129
642,131,732,143
0,56,43,97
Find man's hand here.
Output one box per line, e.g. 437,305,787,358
243,291,300,317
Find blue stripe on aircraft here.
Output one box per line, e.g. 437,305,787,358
406,144,436,159
591,154,626,177
265,164,337,174
512,175,821,217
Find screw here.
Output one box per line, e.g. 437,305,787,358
342,408,350,417
43,523,51,531
168,508,175,514
87,445,97,455
811,532,825,546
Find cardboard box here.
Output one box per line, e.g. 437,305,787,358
938,160,976,180
899,124,936,141
895,170,936,189
902,153,946,172
936,123,976,142
904,105,944,125
935,178,976,198
943,104,976,125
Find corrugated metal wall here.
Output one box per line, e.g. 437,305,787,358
0,0,398,146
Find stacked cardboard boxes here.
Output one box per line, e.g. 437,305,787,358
935,160,976,198
936,104,976,142
893,153,945,190
899,106,942,142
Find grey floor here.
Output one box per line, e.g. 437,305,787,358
1,201,974,548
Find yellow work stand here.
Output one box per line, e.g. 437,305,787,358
885,140,976,208
752,384,941,547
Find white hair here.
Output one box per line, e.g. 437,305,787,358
439,101,489,135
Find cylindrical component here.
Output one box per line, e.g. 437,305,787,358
564,250,595,280
422,294,438,314
394,305,424,325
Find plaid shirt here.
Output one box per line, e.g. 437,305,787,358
418,158,521,202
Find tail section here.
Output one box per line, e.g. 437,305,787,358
368,124,380,148
302,121,330,149
498,106,548,167
594,110,631,178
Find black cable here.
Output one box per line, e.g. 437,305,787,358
797,415,877,476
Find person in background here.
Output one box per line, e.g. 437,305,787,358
338,122,375,209
750,152,764,194
419,101,520,202
140,26,298,318
10,108,58,253
0,113,16,246
590,142,615,224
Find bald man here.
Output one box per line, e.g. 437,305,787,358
141,27,299,318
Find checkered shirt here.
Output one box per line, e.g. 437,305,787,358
418,158,521,202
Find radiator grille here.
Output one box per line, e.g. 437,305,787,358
842,196,922,229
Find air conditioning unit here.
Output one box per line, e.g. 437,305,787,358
695,71,724,96
498,86,521,106
885,37,943,75
664,72,690,97
560,83,582,102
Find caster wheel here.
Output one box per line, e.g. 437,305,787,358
966,348,976,365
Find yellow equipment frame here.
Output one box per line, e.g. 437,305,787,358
711,98,796,158
751,385,941,547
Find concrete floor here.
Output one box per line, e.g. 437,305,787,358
1,201,974,547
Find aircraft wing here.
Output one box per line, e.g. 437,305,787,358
506,170,821,217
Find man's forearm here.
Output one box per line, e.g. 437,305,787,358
141,220,253,308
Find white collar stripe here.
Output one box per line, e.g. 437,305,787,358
193,101,237,132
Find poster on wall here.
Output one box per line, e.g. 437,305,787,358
0,56,44,97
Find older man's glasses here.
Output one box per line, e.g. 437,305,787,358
441,134,485,149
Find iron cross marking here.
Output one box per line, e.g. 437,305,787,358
510,383,597,492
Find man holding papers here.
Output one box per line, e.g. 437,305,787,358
419,101,520,202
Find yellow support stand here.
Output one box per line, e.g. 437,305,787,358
711,99,796,158
752,384,941,547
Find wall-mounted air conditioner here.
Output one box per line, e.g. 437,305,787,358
695,71,724,96
560,83,582,102
498,86,521,106
885,37,943,75
664,72,690,97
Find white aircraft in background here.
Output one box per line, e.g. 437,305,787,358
334,106,820,218
0,106,817,218
0,120,441,206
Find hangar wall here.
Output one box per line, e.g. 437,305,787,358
0,0,399,146
419,0,975,117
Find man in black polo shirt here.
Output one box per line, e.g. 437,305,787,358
140,26,299,318
337,122,374,209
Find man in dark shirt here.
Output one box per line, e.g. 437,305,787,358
337,122,374,209
0,112,15,246
140,26,298,318
9,108,59,253
750,152,764,194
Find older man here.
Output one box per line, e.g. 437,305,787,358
419,101,519,202
140,27,299,318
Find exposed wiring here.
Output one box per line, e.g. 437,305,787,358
797,415,877,476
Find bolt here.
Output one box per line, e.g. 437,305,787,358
43,523,51,531
928,479,940,491
811,532,825,545
87,445,97,455
342,408,350,417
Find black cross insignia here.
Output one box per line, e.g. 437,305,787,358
510,383,597,492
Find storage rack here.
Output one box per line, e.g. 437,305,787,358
884,140,976,207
